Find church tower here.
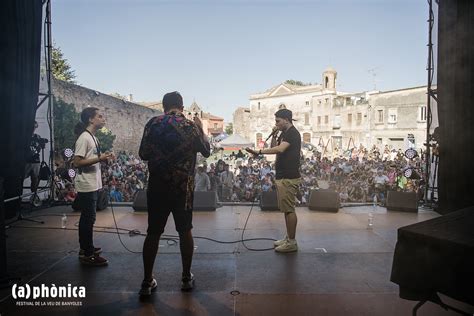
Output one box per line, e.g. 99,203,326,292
322,67,337,91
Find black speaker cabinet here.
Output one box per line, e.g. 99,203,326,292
308,189,340,212
386,191,418,212
260,190,280,211
134,190,217,211
193,191,217,211
132,189,147,212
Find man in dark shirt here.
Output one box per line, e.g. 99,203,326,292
25,121,46,196
246,108,301,253
138,91,210,296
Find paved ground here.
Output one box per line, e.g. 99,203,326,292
1,203,472,315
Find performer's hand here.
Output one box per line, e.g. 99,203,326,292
100,151,114,162
193,115,203,129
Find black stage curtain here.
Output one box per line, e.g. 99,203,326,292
0,0,43,282
437,0,474,214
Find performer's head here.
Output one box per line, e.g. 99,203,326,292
75,107,104,135
274,108,293,131
163,91,184,113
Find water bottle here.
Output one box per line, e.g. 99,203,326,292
61,214,67,229
367,212,374,230
367,195,377,230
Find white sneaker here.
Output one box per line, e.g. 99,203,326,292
274,236,288,247
139,278,157,297
275,240,298,253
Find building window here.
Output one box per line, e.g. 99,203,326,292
325,115,329,124
347,113,352,124
356,112,362,125
325,98,329,104
318,100,322,106
303,133,311,143
258,102,261,110
377,110,384,123
305,101,309,106
388,108,397,123
419,105,427,122
304,113,309,125
214,123,218,129
333,115,341,129
317,116,321,125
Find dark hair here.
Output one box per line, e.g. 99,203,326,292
162,91,183,112
74,107,99,136
274,109,293,122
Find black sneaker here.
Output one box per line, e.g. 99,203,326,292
181,273,195,291
139,278,157,297
79,254,108,266
79,247,102,258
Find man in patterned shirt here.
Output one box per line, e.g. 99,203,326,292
138,91,210,296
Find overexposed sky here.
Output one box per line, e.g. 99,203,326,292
53,0,430,121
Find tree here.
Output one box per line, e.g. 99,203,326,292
53,97,80,153
96,128,116,152
53,97,116,153
285,79,311,86
109,92,127,100
52,44,76,83
225,123,233,135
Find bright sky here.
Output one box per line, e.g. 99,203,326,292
53,0,431,122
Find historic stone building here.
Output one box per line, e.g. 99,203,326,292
139,100,224,137
234,68,429,153
52,79,161,154
186,101,224,137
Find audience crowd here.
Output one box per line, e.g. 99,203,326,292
55,144,426,206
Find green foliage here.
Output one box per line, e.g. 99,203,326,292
53,97,79,152
52,44,76,83
96,128,116,152
53,97,116,153
109,92,127,100
285,79,311,86
225,123,233,135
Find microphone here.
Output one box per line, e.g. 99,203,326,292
264,127,279,143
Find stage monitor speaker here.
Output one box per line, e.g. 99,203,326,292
133,190,217,211
260,190,279,211
132,189,147,212
193,191,217,211
308,189,340,212
386,191,418,212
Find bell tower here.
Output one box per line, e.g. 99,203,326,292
322,67,337,91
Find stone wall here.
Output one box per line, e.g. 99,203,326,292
52,79,162,154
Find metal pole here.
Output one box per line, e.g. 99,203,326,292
425,0,434,203
45,0,55,200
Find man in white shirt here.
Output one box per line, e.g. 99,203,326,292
73,107,113,266
219,164,234,201
194,166,210,191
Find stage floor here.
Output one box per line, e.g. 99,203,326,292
1,204,472,315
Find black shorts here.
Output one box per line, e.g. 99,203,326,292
146,186,193,235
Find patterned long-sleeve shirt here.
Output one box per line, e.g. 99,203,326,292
139,112,210,207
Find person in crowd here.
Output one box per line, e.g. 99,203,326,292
220,164,234,201
194,166,210,191
373,169,389,203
